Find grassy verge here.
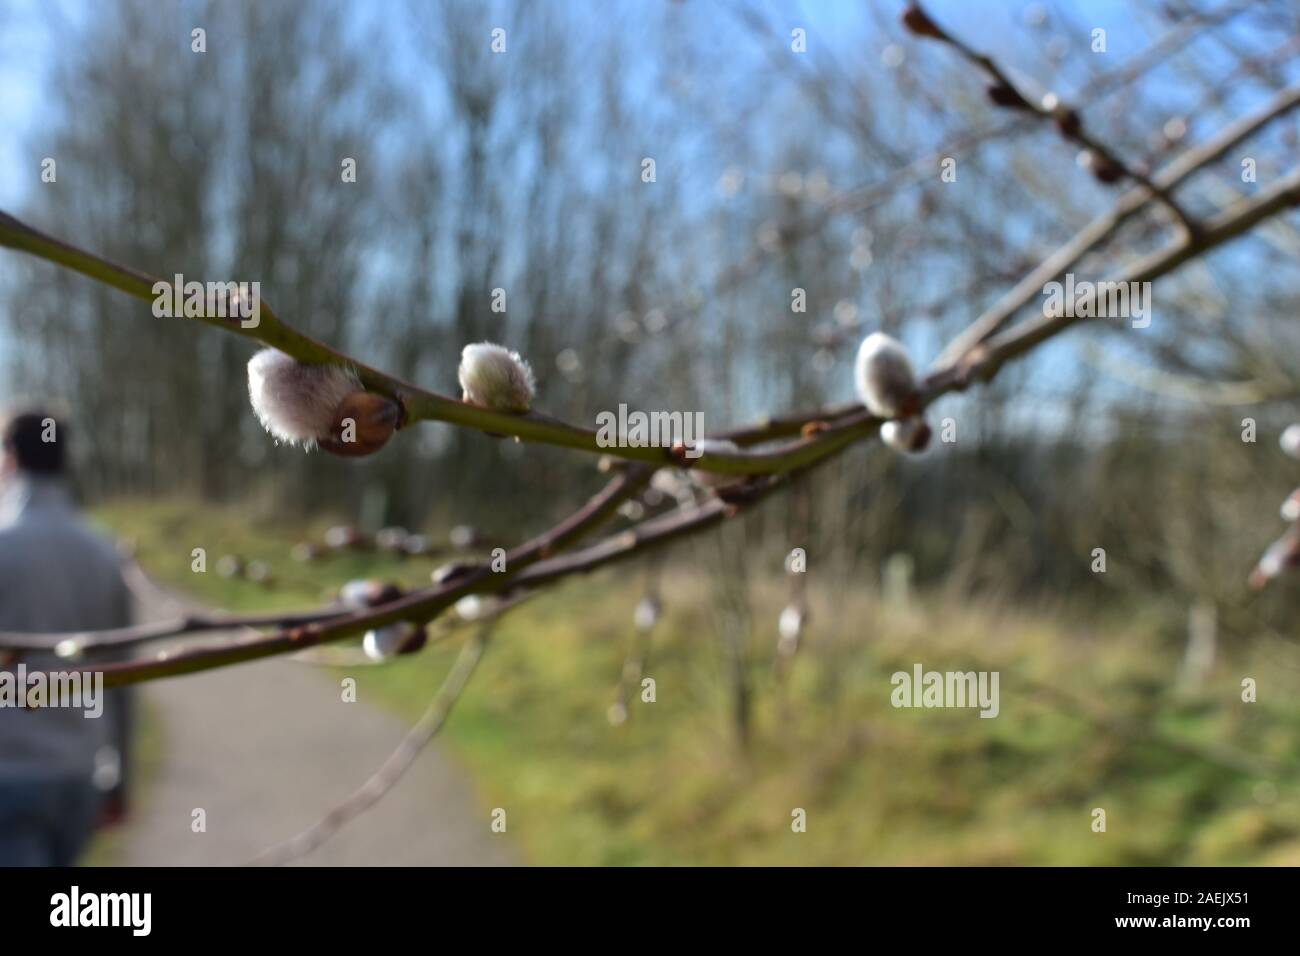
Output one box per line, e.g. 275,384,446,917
93,498,1300,865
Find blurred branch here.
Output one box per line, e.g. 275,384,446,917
1075,340,1298,406
720,0,1246,273
936,85,1300,366
938,164,1300,390
0,597,349,654
85,416,868,685
11,150,1300,684
902,2,1198,229
3,10,1300,691
3,466,650,674
0,211,847,477
249,620,495,866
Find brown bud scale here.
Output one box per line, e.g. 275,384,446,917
987,83,1030,110
319,391,403,458
901,5,945,40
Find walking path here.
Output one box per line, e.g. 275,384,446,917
111,579,518,866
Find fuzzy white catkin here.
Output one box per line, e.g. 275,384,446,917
247,348,361,446
458,342,535,413
339,579,378,609
455,594,485,621
880,418,930,454
778,604,804,642
1257,537,1290,580
375,527,409,552
363,625,415,662
1281,424,1300,460
854,332,917,418
650,468,695,506
634,595,661,632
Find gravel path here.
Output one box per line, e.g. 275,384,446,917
112,577,518,866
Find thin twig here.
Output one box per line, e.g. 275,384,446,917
248,622,494,866
903,2,1198,229
10,157,1299,686
936,83,1300,367
932,164,1300,391
0,211,854,477
0,604,350,653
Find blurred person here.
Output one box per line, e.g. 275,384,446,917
0,407,133,866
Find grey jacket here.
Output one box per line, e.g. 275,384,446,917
0,476,130,781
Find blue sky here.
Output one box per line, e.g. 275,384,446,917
2,0,1296,431
0,0,1245,213
5,0,1289,225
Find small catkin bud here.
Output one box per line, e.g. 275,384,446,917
455,594,492,621
216,555,244,579
339,579,401,610
650,468,695,506
1077,149,1123,184
854,332,920,418
339,579,372,609
1280,424,1300,460
363,623,427,661
449,525,479,549
1250,530,1300,589
689,438,743,489
402,534,433,557
776,606,805,659
880,417,932,454
432,561,476,586
458,342,535,413
375,527,409,553
247,348,363,447
634,595,662,632
246,561,273,586
291,541,320,563
778,604,804,644
800,420,831,438
1052,105,1082,138
986,83,1030,110
1282,488,1300,523
317,391,402,458
900,4,945,39
324,525,368,551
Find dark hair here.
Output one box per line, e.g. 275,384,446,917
2,411,67,476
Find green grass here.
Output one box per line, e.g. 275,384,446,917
93,498,1300,865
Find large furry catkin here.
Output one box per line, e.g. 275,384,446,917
247,348,361,446
458,342,536,413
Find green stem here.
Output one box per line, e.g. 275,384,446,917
0,209,867,475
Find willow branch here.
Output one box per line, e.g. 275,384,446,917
5,464,639,681
935,83,1300,367
43,411,875,686
1075,341,1297,407
718,0,1242,279
935,164,1300,391
0,210,855,477
11,152,1297,688
0,462,648,657
15,159,1300,686
903,2,1198,230
0,603,349,654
